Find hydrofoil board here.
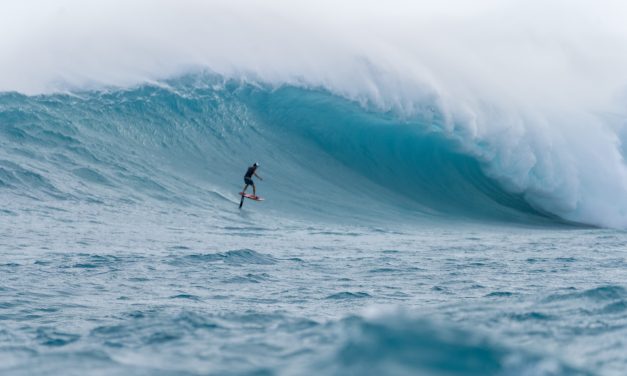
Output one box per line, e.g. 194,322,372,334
239,192,264,201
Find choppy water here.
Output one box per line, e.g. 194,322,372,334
2,199,627,375
1,78,627,375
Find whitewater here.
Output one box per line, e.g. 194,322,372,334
2,1,627,375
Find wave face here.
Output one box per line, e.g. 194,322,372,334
0,76,572,225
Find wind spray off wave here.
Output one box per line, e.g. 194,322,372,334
2,0,627,227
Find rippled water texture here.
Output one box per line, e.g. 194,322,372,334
2,202,626,375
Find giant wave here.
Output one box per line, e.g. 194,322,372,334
0,75,578,226
3,1,627,227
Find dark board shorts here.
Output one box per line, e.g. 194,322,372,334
244,177,254,185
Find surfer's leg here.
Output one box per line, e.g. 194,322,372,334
252,183,256,196
242,184,249,193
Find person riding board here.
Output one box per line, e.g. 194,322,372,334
242,162,262,197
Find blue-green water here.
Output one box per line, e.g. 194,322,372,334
1,78,626,375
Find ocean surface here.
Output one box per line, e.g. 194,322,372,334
1,76,627,376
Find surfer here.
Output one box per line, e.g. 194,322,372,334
242,162,262,197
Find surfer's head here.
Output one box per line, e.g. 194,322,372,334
253,162,259,168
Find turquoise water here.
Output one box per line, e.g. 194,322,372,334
1,77,626,375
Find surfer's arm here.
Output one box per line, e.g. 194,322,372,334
254,172,263,180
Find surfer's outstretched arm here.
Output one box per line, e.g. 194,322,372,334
254,172,263,180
